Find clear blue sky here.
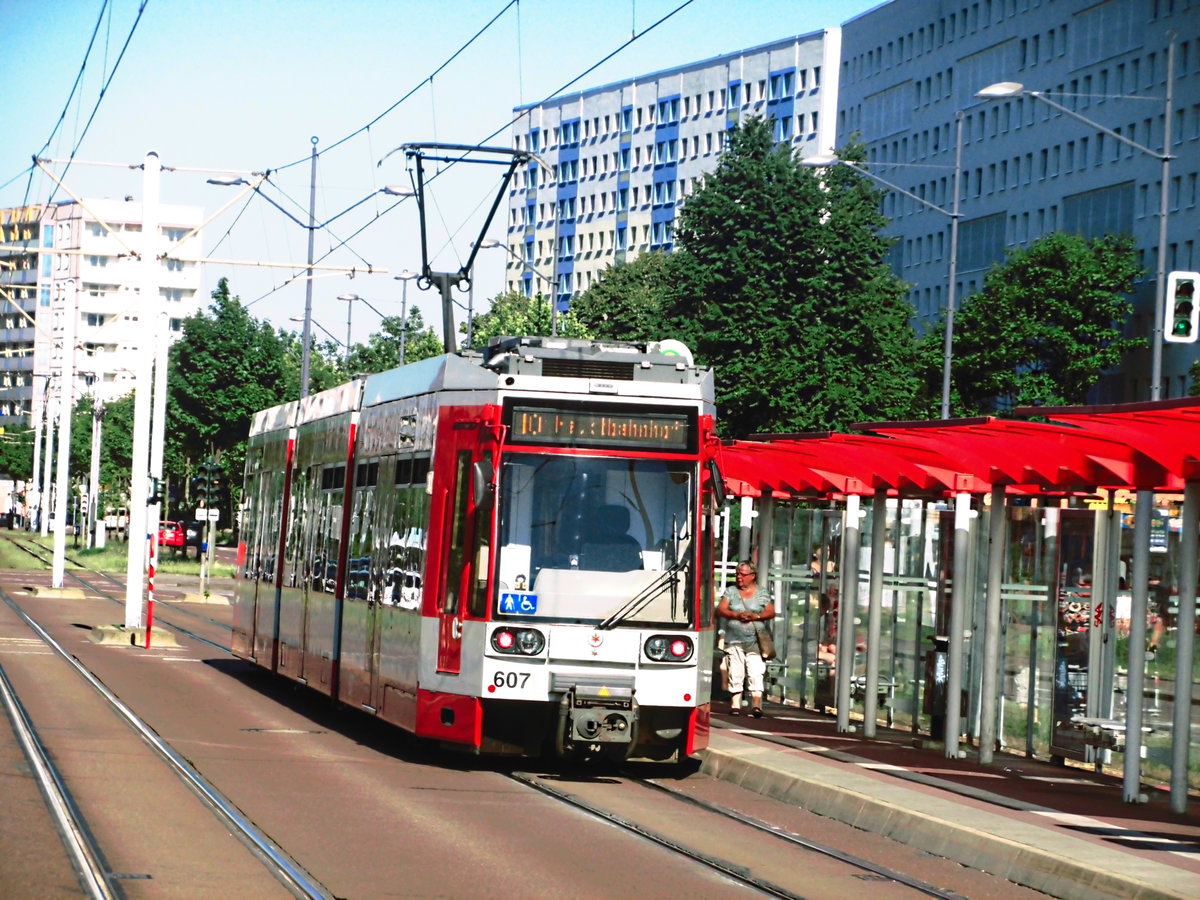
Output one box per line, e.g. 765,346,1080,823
2,0,879,345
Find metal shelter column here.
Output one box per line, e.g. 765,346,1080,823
1171,481,1198,813
979,484,1007,764
836,494,861,732
945,492,972,757
738,495,754,562
863,490,887,738
1124,489,1153,802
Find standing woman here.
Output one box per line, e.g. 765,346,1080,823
716,560,775,717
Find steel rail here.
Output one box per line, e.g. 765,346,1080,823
631,770,966,900
0,664,118,899
509,770,798,898
0,585,334,900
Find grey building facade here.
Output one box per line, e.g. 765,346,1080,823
836,0,1198,402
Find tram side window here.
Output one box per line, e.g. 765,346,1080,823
310,464,346,594
386,454,430,608
347,460,379,602
240,453,263,580
283,470,309,589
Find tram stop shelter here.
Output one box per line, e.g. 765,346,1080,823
715,397,1200,813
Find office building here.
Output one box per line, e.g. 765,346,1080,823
837,0,1199,402
506,30,842,309
0,198,204,429
507,0,1198,402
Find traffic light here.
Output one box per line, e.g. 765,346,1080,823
195,457,218,504
1165,271,1199,343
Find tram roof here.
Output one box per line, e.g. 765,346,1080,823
716,397,1200,499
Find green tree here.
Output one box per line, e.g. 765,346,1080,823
167,278,291,515
348,304,444,373
666,116,922,436
0,424,34,482
943,233,1143,414
465,291,592,347
571,251,681,342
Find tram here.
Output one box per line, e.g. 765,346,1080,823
232,336,720,761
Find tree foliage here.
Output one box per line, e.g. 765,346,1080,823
571,251,680,343
349,304,443,374
167,278,291,513
465,291,592,348
664,116,922,436
943,233,1143,414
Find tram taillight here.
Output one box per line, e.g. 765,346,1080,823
644,635,694,662
491,627,546,656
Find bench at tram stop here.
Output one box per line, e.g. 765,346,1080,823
1070,715,1154,752
851,673,896,708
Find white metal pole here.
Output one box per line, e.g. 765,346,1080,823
125,151,160,628
1150,38,1175,400
1124,489,1153,802
940,110,963,419
979,484,1007,764
836,493,862,732
400,279,408,365
1170,480,1197,813
29,376,44,532
945,491,972,757
51,280,76,588
89,404,104,549
148,177,170,644
40,393,54,538
863,490,887,738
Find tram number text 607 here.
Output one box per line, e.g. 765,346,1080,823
493,671,532,689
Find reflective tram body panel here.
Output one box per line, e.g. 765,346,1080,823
234,338,718,761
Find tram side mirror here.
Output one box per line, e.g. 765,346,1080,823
707,459,727,507
472,459,495,511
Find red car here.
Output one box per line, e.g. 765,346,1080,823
158,520,186,554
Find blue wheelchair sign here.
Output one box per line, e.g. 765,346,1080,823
499,591,538,614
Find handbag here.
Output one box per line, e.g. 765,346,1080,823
754,622,776,660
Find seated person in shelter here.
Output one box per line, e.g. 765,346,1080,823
579,505,642,571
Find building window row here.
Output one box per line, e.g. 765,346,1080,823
518,65,824,153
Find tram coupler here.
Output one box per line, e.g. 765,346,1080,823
558,684,637,747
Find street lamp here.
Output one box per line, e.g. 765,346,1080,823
336,293,389,371
338,294,358,369
474,238,559,336
394,270,418,365
288,315,345,347
977,71,1175,401
803,114,964,419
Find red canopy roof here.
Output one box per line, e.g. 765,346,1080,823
716,397,1200,498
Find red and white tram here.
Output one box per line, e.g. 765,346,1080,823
233,336,719,761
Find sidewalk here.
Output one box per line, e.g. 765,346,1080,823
700,702,1200,900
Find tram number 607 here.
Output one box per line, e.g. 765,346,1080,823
493,672,531,689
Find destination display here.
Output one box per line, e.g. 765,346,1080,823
507,404,694,451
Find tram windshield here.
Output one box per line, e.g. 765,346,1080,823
494,453,695,627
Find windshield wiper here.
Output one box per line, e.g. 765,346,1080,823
597,557,689,630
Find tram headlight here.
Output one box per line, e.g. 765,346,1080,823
644,634,693,662
491,627,545,656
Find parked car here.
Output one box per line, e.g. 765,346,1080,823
158,520,186,554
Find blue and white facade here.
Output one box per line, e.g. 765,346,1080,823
507,30,841,309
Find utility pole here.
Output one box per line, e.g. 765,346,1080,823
51,280,76,588
125,150,160,629
299,137,318,398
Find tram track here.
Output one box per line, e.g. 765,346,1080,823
508,766,967,899
0,560,329,898
0,663,117,899
3,535,233,652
